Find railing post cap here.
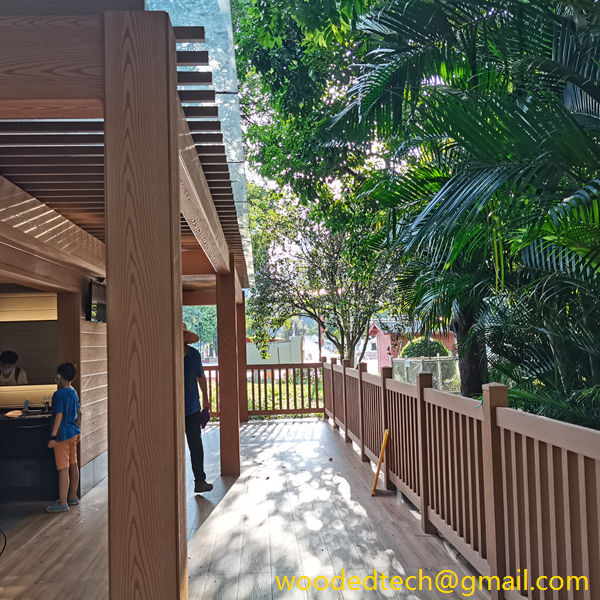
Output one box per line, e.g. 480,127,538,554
482,382,508,408
342,358,352,368
417,372,433,387
381,366,392,378
358,362,367,372
331,357,337,364
321,356,327,364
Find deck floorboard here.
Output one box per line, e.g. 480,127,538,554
0,420,488,599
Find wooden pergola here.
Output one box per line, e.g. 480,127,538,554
0,1,250,597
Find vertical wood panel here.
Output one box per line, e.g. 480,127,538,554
105,11,185,599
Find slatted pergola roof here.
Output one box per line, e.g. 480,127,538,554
0,24,251,286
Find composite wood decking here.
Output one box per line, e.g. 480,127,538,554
0,420,488,599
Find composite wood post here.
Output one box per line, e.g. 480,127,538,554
105,11,186,600
357,362,368,462
321,357,328,422
57,292,82,393
481,383,508,599
342,358,351,442
236,293,248,423
380,366,394,491
330,357,338,429
217,253,240,475
416,372,435,534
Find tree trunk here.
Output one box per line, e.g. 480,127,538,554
454,310,486,397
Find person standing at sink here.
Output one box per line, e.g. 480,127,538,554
46,362,81,513
0,350,28,385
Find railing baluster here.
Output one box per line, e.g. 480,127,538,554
278,367,282,411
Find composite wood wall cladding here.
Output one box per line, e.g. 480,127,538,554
79,319,107,467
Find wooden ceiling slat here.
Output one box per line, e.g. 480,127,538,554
176,51,209,66
173,26,206,43
0,156,104,166
1,166,104,175
195,144,226,155
178,90,215,103
21,183,105,191
200,164,229,173
7,174,104,182
184,106,219,118
177,71,212,85
187,120,221,132
198,154,227,164
0,121,104,133
0,134,104,145
0,147,104,156
191,133,223,144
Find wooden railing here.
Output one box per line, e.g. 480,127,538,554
322,358,600,599
203,362,323,418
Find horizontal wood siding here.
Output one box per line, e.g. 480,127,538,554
79,319,107,466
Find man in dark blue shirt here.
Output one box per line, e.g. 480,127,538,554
183,322,213,494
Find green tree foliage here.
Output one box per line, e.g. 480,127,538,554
182,306,217,348
332,0,600,424
247,184,402,364
401,337,449,358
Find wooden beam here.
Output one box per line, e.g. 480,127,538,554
0,0,144,15
0,176,105,277
0,16,104,116
105,11,186,599
0,242,86,292
182,289,216,306
217,253,241,475
237,292,248,423
181,249,216,275
178,102,230,274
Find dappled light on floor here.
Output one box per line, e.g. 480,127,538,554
189,419,486,599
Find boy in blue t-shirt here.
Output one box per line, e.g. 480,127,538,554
47,362,82,513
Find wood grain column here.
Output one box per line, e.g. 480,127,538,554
217,253,240,475
236,292,248,423
105,11,186,600
57,292,82,392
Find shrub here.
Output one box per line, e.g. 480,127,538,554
400,337,449,358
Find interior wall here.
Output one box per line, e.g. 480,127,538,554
79,319,108,467
0,321,58,384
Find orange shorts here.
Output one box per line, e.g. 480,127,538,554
53,436,79,470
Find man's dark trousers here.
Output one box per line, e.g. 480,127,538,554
185,411,206,483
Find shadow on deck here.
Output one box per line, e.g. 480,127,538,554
0,420,487,599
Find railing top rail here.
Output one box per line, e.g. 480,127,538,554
332,363,344,373
497,407,600,460
424,387,482,420
246,362,323,369
386,378,418,398
346,368,359,379
205,362,323,370
362,372,381,386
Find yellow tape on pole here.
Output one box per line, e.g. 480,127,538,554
371,428,389,496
